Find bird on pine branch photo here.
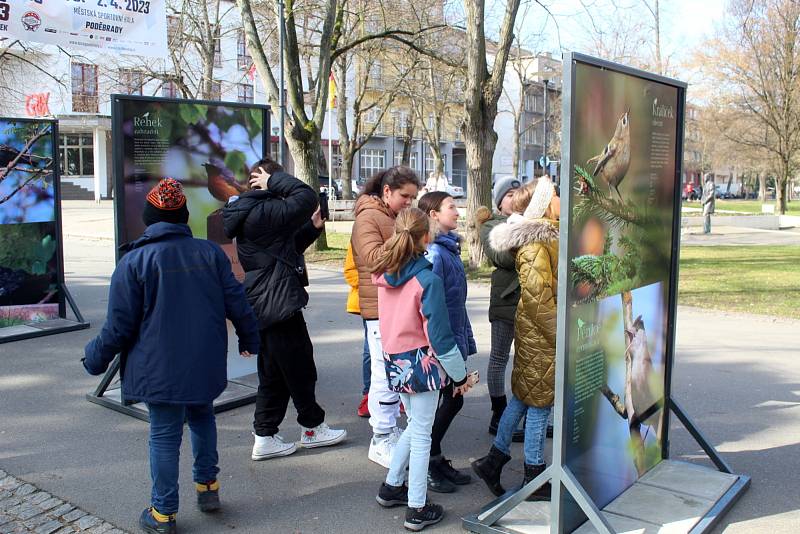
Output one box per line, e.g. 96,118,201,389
587,111,630,200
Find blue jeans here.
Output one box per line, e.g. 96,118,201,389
147,403,219,514
386,390,439,508
493,395,551,465
361,319,371,395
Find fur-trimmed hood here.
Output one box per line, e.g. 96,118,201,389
488,216,559,253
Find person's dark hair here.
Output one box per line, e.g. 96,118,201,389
249,157,283,176
417,191,452,216
361,165,421,197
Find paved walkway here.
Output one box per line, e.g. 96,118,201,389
2,202,797,533
680,225,800,246
0,471,127,534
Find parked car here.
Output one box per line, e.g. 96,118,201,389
335,179,362,199
446,183,465,198
319,176,341,200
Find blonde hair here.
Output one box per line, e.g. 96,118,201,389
371,208,430,275
511,182,536,214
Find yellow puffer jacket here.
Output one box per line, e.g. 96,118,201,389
489,216,559,407
344,243,360,314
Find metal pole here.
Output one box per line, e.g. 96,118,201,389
543,79,548,176
392,118,396,164
278,0,286,167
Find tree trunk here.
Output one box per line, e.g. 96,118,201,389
401,121,415,166
777,161,789,214
431,144,445,177
463,114,496,268
341,144,354,198
758,172,767,201
286,134,328,249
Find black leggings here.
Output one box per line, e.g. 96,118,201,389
430,382,464,458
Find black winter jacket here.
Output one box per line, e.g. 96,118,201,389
222,172,321,327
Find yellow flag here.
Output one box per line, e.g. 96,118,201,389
328,72,337,108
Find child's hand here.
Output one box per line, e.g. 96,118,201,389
466,370,480,387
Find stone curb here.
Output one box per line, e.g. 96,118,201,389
0,470,129,534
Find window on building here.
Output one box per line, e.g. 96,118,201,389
213,26,222,68
360,148,385,179
209,81,222,101
162,80,180,99
238,83,254,103
237,31,252,69
368,61,383,89
119,69,144,95
393,150,418,170
364,106,382,124
59,133,94,177
424,150,446,174
71,63,98,113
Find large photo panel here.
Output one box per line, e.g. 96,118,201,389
0,119,62,330
113,96,270,378
561,56,684,519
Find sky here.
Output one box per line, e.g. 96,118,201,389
481,0,727,85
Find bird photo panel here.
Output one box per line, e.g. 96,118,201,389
0,119,61,328
560,58,684,528
115,97,267,245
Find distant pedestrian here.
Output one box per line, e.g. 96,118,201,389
223,158,346,462
417,191,477,494
344,242,371,417
702,173,715,234
372,207,472,531
351,166,421,468
83,178,260,534
472,176,560,502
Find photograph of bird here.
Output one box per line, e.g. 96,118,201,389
587,111,630,200
0,144,38,168
203,159,247,202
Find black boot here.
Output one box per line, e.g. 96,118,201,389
427,461,456,493
471,446,511,497
522,463,551,502
430,455,471,485
488,395,507,435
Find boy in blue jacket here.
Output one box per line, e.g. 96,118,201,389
83,178,260,534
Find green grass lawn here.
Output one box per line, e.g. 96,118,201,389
678,245,800,319
308,230,799,319
304,230,349,266
684,199,800,215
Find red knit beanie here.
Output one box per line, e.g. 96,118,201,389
142,178,190,226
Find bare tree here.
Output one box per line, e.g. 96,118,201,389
238,0,445,249
0,41,70,106
698,0,800,214
461,0,522,267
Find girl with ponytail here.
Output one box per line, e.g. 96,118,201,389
372,208,472,531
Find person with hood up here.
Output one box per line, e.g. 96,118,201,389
223,158,346,462
471,176,560,502
83,178,261,534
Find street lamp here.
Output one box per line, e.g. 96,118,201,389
542,78,548,177
278,0,286,167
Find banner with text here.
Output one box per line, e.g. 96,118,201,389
0,0,167,58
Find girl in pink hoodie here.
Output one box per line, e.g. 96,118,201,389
371,207,471,532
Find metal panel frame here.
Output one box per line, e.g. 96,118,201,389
0,117,90,344
462,52,747,534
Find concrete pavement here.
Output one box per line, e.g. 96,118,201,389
0,203,798,533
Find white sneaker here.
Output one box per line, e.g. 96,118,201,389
368,431,398,468
251,433,297,461
300,423,347,449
